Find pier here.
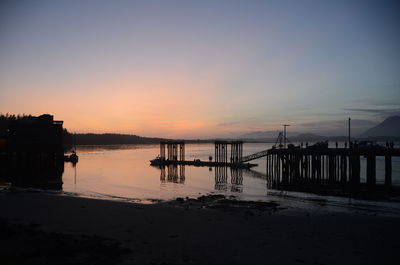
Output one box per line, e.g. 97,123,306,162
152,140,400,197
151,140,257,168
263,144,400,196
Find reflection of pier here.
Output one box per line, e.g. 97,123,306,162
214,167,243,193
160,165,185,184
244,169,267,180
230,168,243,193
214,167,228,191
152,141,256,168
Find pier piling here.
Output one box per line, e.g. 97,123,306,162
385,155,392,187
366,155,376,189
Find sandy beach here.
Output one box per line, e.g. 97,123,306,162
1,191,399,265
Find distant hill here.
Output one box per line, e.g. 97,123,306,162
240,130,329,141
239,130,350,143
361,116,400,138
291,133,327,142
70,133,165,145
240,131,281,139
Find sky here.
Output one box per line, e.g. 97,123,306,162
1,0,399,138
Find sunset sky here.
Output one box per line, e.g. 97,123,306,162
1,0,399,138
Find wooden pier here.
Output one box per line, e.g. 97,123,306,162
151,140,257,168
152,140,399,197
151,159,257,169
264,145,400,196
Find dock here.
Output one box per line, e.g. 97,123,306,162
151,140,400,197
151,159,257,168
263,143,400,197
151,140,257,168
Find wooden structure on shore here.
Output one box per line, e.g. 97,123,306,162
0,114,65,189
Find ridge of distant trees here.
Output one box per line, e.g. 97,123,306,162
0,114,163,146
66,132,164,145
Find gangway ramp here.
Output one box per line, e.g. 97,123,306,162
241,150,269,163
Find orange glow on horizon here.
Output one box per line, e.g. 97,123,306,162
1,73,264,138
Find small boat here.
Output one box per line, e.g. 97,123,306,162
150,156,164,166
64,151,79,163
65,133,79,163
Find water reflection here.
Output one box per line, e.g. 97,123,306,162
214,167,228,191
160,165,185,184
0,153,64,190
213,167,243,193
60,144,400,202
231,168,243,193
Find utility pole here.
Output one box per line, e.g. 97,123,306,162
283,124,290,148
348,117,351,148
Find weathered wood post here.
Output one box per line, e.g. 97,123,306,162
350,154,360,192
311,155,316,181
277,154,281,181
328,155,335,183
385,155,392,187
340,155,347,184
366,155,376,189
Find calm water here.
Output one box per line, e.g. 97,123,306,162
62,143,400,202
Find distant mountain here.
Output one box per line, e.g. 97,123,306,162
291,133,328,142
240,130,330,142
361,116,400,138
240,130,292,139
71,133,165,145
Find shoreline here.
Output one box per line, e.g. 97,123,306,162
5,184,400,217
1,190,400,265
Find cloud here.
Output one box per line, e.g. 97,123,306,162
343,107,400,117
295,119,377,136
216,122,239,127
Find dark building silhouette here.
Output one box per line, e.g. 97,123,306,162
0,114,65,189
1,114,63,152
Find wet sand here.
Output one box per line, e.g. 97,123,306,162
0,191,399,265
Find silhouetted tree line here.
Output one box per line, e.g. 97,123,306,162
1,114,166,147
65,133,164,145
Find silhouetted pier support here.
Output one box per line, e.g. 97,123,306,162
366,155,376,188
385,155,392,187
349,154,360,191
265,146,399,195
160,141,185,161
214,141,243,163
340,155,347,184
160,142,165,159
215,141,228,163
230,141,243,163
